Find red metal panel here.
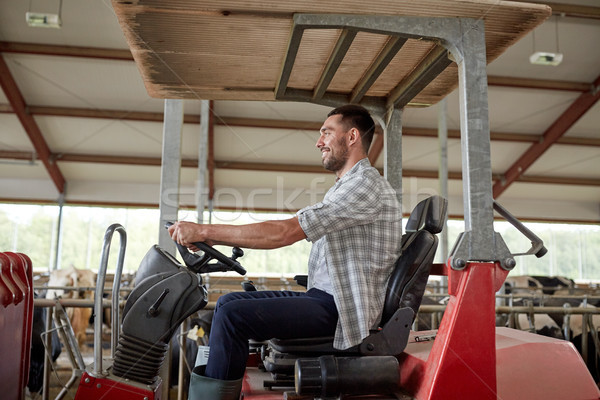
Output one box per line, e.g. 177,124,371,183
0,253,21,400
415,262,499,399
241,367,290,399
5,252,34,396
401,327,600,400
17,253,34,393
496,328,600,399
74,372,161,400
0,253,17,306
5,253,26,307
0,255,12,307
400,260,600,400
0,252,33,400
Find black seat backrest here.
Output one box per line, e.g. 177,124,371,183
380,195,447,326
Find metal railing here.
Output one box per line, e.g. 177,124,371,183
93,224,127,376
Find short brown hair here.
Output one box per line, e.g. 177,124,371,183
327,104,375,153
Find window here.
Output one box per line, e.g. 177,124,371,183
1,203,598,282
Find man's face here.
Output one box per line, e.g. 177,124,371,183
317,114,350,173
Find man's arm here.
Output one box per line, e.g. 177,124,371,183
168,217,306,250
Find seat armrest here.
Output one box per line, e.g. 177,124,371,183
293,275,308,288
241,280,257,291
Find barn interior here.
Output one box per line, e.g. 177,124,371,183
0,0,599,399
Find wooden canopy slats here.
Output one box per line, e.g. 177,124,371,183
321,31,391,96
387,45,452,109
287,29,340,92
275,22,305,99
112,0,551,104
312,29,358,100
368,40,436,98
350,36,407,103
115,0,548,20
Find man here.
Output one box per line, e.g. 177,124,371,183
169,104,402,400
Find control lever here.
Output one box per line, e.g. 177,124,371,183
232,247,244,261
493,200,548,258
148,288,170,317
164,222,247,275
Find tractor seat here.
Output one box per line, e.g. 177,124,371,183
262,195,448,374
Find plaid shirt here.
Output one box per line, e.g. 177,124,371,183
297,158,402,349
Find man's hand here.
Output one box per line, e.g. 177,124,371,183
168,221,212,251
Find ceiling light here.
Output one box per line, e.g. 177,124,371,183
529,51,563,66
26,12,61,28
26,0,62,29
529,15,563,67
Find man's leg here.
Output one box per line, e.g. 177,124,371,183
205,289,337,380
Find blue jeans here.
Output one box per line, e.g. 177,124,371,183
205,288,338,380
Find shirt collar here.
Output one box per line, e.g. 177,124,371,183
335,158,371,185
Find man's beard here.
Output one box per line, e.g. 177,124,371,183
322,137,349,172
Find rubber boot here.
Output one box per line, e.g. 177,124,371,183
188,366,243,400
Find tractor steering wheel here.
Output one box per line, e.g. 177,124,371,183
165,222,246,275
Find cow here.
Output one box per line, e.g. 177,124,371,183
46,266,95,346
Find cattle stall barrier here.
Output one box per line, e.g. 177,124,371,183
32,279,600,398
414,299,600,375
32,298,118,400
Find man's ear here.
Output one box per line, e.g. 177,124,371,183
348,128,360,147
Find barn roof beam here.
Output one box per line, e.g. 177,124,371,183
0,56,66,193
0,41,133,61
493,73,600,198
2,150,598,188
487,76,592,92
367,133,384,165
2,104,599,148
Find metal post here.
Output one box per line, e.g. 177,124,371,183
446,19,512,270
42,306,53,400
159,99,183,253
457,19,493,241
159,98,183,399
563,303,572,341
177,318,189,400
437,98,449,293
437,98,448,260
53,190,65,270
582,313,589,364
197,100,209,224
383,107,403,217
